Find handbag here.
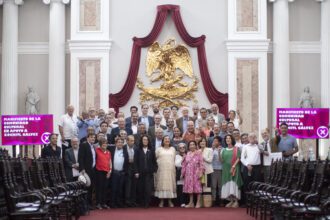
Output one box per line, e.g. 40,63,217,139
202,187,212,207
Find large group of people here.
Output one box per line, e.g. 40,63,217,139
41,103,299,210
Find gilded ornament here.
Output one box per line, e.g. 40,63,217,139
137,39,198,108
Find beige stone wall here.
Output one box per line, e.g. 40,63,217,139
237,0,258,32
237,59,259,134
79,59,101,113
79,0,100,31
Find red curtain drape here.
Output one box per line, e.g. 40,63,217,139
109,4,228,115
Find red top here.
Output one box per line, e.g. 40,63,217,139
95,147,112,172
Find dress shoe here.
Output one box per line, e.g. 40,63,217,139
102,204,110,209
95,204,102,210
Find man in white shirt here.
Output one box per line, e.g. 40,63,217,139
241,133,261,190
109,138,129,208
59,105,78,159
160,107,171,127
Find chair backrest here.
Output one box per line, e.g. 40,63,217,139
281,158,296,188
267,159,278,183
309,159,328,194
0,156,9,219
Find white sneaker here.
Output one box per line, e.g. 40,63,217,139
181,204,185,208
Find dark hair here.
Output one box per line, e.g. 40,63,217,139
87,133,96,138
171,105,179,110
173,127,182,137
280,122,288,128
213,136,222,144
49,133,58,139
240,133,248,138
130,106,138,112
115,137,124,144
100,121,108,127
233,129,240,133
139,134,152,149
187,140,197,149
198,137,208,147
224,134,236,146
228,110,236,117
227,122,234,126
200,107,207,112
161,135,171,147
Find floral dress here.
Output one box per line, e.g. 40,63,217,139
181,151,205,193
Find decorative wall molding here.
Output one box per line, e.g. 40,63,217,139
226,39,270,52
0,41,319,55
68,40,112,53
226,40,321,53
0,40,112,54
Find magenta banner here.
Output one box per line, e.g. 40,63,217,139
1,114,53,145
277,108,329,139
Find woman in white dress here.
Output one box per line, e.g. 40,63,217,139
155,135,177,207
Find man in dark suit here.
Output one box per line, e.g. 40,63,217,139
134,122,148,147
176,107,195,134
124,135,138,207
148,114,166,141
138,104,154,130
109,138,129,208
78,133,96,209
109,117,133,144
125,106,138,124
126,112,139,135
64,137,80,181
41,133,61,159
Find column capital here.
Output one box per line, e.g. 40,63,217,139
0,0,24,5
43,0,70,5
269,0,295,2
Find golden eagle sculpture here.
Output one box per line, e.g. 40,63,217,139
137,39,198,108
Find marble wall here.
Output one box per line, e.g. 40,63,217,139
236,0,258,32
79,0,100,31
79,60,100,112
237,59,259,134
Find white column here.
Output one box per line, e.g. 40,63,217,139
0,0,23,115
270,0,293,124
319,0,330,159
0,0,23,155
43,0,69,133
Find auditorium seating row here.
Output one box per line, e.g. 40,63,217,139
246,158,330,220
0,149,87,220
